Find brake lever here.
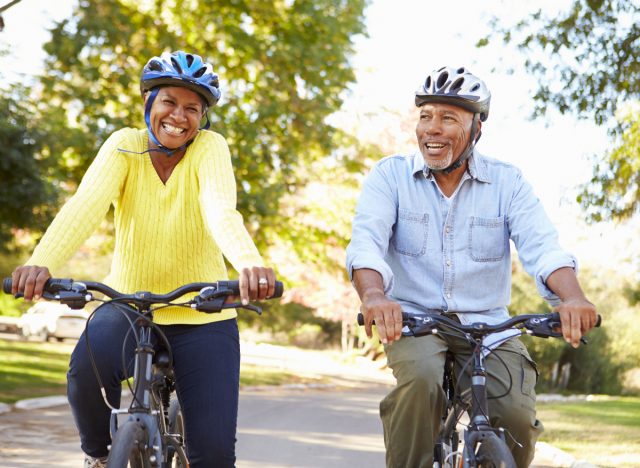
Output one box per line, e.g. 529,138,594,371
525,317,590,345
223,302,263,315
403,315,437,337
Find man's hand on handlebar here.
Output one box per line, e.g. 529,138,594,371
11,265,52,301
361,290,403,345
555,297,598,349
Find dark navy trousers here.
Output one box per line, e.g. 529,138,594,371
67,302,240,467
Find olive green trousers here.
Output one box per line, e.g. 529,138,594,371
380,332,543,468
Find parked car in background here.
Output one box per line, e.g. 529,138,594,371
18,302,89,342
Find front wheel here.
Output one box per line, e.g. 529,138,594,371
473,433,516,468
106,421,151,468
167,398,188,467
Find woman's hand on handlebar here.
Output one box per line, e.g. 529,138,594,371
361,290,403,345
237,266,277,305
11,265,52,301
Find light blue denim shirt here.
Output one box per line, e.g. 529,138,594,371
346,150,577,325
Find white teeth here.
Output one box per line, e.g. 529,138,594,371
426,143,445,149
162,123,185,135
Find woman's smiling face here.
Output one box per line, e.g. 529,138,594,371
147,86,206,149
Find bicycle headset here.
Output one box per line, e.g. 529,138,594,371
138,51,222,157
414,66,491,174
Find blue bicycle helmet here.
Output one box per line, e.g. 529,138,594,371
134,51,221,156
141,51,221,107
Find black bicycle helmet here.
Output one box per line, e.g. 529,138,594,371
415,66,491,122
141,51,221,107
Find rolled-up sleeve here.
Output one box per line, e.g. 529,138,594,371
507,170,577,305
346,161,398,293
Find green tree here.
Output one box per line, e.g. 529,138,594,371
479,0,640,222
0,85,58,252
38,0,368,250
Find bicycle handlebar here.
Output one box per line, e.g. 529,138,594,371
357,311,601,341
2,277,284,314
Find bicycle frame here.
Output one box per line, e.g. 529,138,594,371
462,334,511,465
1,276,277,467
357,311,601,468
109,313,187,467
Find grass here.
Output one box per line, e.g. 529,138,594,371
0,339,73,403
0,338,325,404
536,396,640,467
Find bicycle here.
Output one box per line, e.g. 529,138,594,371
358,311,601,468
2,277,283,468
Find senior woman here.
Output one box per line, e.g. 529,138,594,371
11,51,275,468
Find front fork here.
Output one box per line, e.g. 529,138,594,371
109,325,165,466
463,346,509,466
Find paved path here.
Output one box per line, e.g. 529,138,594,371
0,385,583,468
0,385,390,468
0,339,595,467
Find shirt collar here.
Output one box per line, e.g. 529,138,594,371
411,150,491,183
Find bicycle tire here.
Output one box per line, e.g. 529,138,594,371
167,398,188,467
435,412,462,468
106,421,151,468
473,433,516,468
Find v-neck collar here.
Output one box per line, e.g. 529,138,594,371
144,132,190,187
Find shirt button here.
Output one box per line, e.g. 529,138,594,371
446,293,451,299
445,226,451,233
446,260,451,267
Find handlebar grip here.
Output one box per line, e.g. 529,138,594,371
2,277,75,295
274,281,284,298
2,277,12,294
549,311,602,327
218,280,284,298
357,312,411,326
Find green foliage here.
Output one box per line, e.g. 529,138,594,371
0,293,26,317
577,105,640,222
0,86,60,251
239,299,341,347
480,0,639,127
38,0,368,251
510,260,566,388
510,260,640,394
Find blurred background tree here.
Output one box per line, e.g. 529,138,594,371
0,0,372,346
479,0,640,394
479,0,640,223
36,0,368,253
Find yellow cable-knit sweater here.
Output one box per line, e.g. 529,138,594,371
27,128,264,325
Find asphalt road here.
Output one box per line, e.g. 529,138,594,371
0,385,389,468
0,337,590,467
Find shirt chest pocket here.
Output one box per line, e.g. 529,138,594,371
392,209,428,257
468,215,507,262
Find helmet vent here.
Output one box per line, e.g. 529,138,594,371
193,67,206,78
470,83,480,92
450,77,464,93
185,54,195,67
425,76,432,90
170,57,183,74
148,60,164,72
457,67,466,74
436,72,449,89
